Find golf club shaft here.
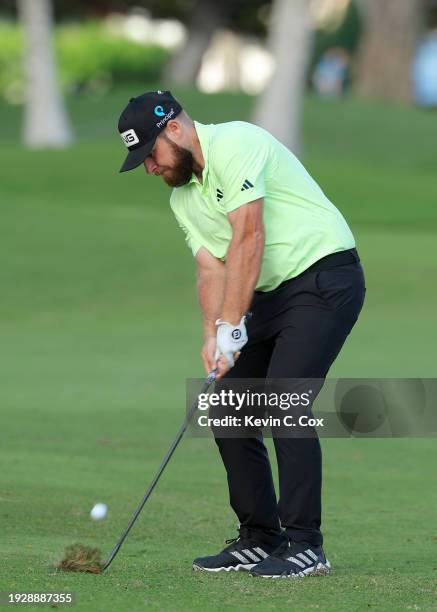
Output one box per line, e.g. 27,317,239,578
101,369,218,571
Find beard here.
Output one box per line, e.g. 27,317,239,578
160,137,198,188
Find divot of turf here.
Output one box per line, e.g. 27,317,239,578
57,543,103,574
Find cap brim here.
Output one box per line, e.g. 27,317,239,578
119,138,155,173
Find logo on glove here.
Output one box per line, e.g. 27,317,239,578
231,329,242,340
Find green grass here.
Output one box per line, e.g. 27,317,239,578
1,88,437,611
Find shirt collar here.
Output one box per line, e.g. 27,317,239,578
189,121,213,189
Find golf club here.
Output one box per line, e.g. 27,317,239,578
100,368,218,572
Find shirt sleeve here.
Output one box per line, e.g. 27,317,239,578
211,126,268,213
175,214,202,257
170,193,202,257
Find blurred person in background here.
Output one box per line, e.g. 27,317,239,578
312,47,351,99
413,29,437,107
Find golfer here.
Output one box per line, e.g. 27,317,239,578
117,91,366,578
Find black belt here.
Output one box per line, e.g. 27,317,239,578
275,248,360,291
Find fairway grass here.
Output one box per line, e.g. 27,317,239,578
1,89,436,610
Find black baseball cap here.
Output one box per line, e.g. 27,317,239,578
118,90,183,173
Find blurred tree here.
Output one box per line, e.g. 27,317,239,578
52,0,194,21
355,0,426,103
0,0,194,21
17,0,73,148
252,0,313,154
0,0,270,30
429,0,437,27
164,0,237,85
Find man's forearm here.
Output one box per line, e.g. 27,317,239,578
221,230,264,324
197,264,226,338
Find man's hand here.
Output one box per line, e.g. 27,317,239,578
201,335,240,379
214,317,247,377
201,336,217,374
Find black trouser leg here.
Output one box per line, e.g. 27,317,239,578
273,437,323,545
215,435,282,538
212,257,366,547
212,341,285,545
266,306,362,545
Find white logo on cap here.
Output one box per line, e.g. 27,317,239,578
156,107,175,129
120,128,139,148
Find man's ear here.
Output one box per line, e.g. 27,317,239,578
165,120,181,137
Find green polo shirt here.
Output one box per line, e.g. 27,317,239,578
170,120,355,291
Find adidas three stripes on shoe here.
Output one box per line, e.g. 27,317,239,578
192,528,282,573
249,540,331,578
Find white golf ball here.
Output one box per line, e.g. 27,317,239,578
90,503,107,521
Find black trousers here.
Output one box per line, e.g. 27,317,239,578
214,248,366,547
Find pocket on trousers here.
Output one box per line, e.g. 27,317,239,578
315,264,366,313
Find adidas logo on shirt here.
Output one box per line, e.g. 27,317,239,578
241,179,254,191
216,188,224,201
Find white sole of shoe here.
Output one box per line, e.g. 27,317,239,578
255,560,331,579
193,563,256,573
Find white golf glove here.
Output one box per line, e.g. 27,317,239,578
215,316,248,368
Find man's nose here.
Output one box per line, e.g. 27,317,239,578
144,157,157,174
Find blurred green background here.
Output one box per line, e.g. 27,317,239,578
1,1,437,610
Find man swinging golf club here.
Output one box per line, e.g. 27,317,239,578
117,90,366,578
